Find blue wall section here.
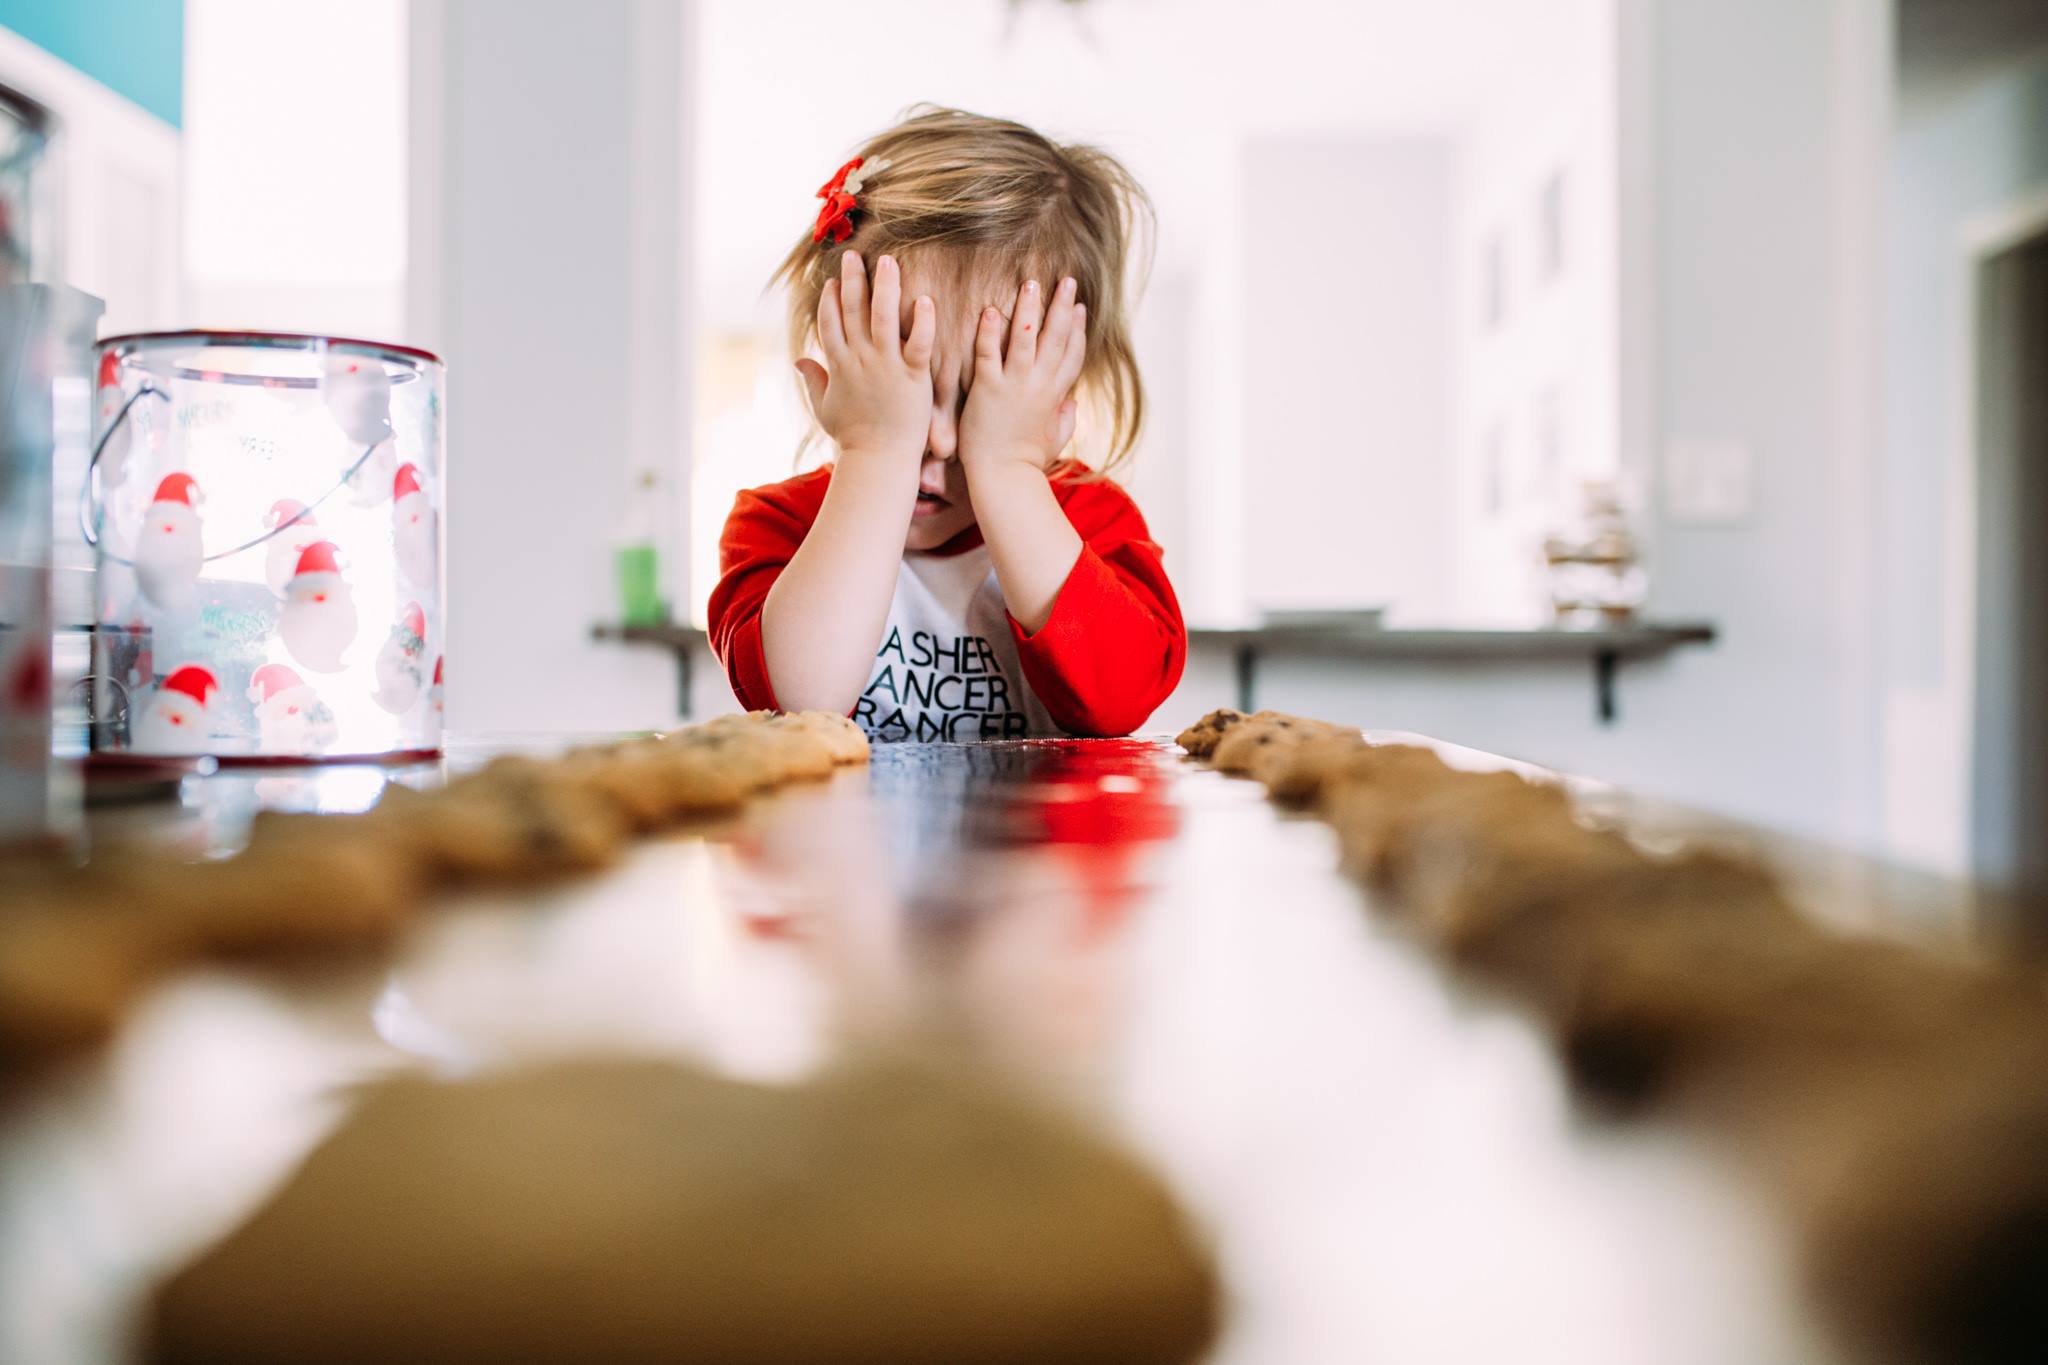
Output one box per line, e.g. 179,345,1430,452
0,0,183,127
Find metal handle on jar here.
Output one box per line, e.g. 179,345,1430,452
81,385,390,568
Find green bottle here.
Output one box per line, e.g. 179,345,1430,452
615,468,668,626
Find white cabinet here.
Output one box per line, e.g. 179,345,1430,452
0,25,182,334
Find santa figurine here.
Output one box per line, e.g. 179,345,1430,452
94,351,133,491
132,664,218,754
247,661,338,752
277,540,358,673
262,499,325,598
372,601,429,714
3,628,49,714
323,352,393,447
428,655,444,723
392,463,438,588
133,473,205,610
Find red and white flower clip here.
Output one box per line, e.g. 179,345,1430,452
812,155,890,246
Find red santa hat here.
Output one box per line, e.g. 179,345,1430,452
393,462,424,501
266,498,313,528
291,540,344,578
247,662,305,704
97,350,121,390
151,472,201,507
161,664,219,707
399,601,426,640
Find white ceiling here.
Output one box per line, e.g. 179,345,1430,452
694,0,1600,326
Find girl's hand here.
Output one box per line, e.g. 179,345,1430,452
794,252,936,467
958,276,1087,477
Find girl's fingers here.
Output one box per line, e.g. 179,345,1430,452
839,250,870,347
903,295,936,370
1007,278,1044,368
1038,277,1079,372
817,278,848,356
973,304,1005,373
870,255,902,358
1051,303,1088,393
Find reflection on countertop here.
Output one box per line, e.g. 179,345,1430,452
2,734,1882,1365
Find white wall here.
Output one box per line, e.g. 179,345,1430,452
1450,0,1621,621
688,0,1571,629
407,0,687,732
1191,0,1894,857
0,21,182,631
183,0,407,339
1242,136,1454,619
1627,0,1886,848
1880,53,2048,874
0,24,180,333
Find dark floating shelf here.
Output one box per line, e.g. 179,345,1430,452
1191,620,1718,723
592,622,706,649
591,622,708,716
592,619,1718,726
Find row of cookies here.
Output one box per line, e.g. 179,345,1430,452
1177,708,2048,1364
149,1051,1225,1365
0,710,869,1066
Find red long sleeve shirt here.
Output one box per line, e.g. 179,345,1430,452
706,463,1186,740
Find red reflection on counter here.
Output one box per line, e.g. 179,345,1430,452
997,741,1179,939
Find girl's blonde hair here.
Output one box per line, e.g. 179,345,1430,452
771,105,1154,471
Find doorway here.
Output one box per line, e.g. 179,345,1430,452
1971,223,2048,914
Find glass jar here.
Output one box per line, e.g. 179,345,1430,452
2,286,98,838
0,83,48,287
86,332,445,762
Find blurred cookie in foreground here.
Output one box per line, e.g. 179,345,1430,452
1261,737,1452,810
370,766,631,884
1793,1025,2048,1365
1327,766,1572,898
768,710,871,765
1173,707,1245,759
147,813,429,959
1558,921,2039,1117
1417,836,1787,992
0,889,174,1061
151,1053,1220,1365
1208,711,1354,776
553,741,745,831
690,713,837,784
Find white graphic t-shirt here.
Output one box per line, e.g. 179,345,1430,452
849,546,1059,742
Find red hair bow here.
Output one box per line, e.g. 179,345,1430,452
812,156,873,246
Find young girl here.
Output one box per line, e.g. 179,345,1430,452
707,107,1185,742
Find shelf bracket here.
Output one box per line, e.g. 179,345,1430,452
1234,645,1258,714
1594,649,1619,725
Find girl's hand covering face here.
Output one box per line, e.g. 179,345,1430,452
958,276,1088,476
795,251,936,467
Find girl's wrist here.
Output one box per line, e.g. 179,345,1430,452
963,450,1054,489
834,440,924,480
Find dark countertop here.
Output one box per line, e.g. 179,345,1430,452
2,730,1986,1364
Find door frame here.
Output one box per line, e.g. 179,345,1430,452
1958,186,2048,882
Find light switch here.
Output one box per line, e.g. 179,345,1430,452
1663,439,1754,524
